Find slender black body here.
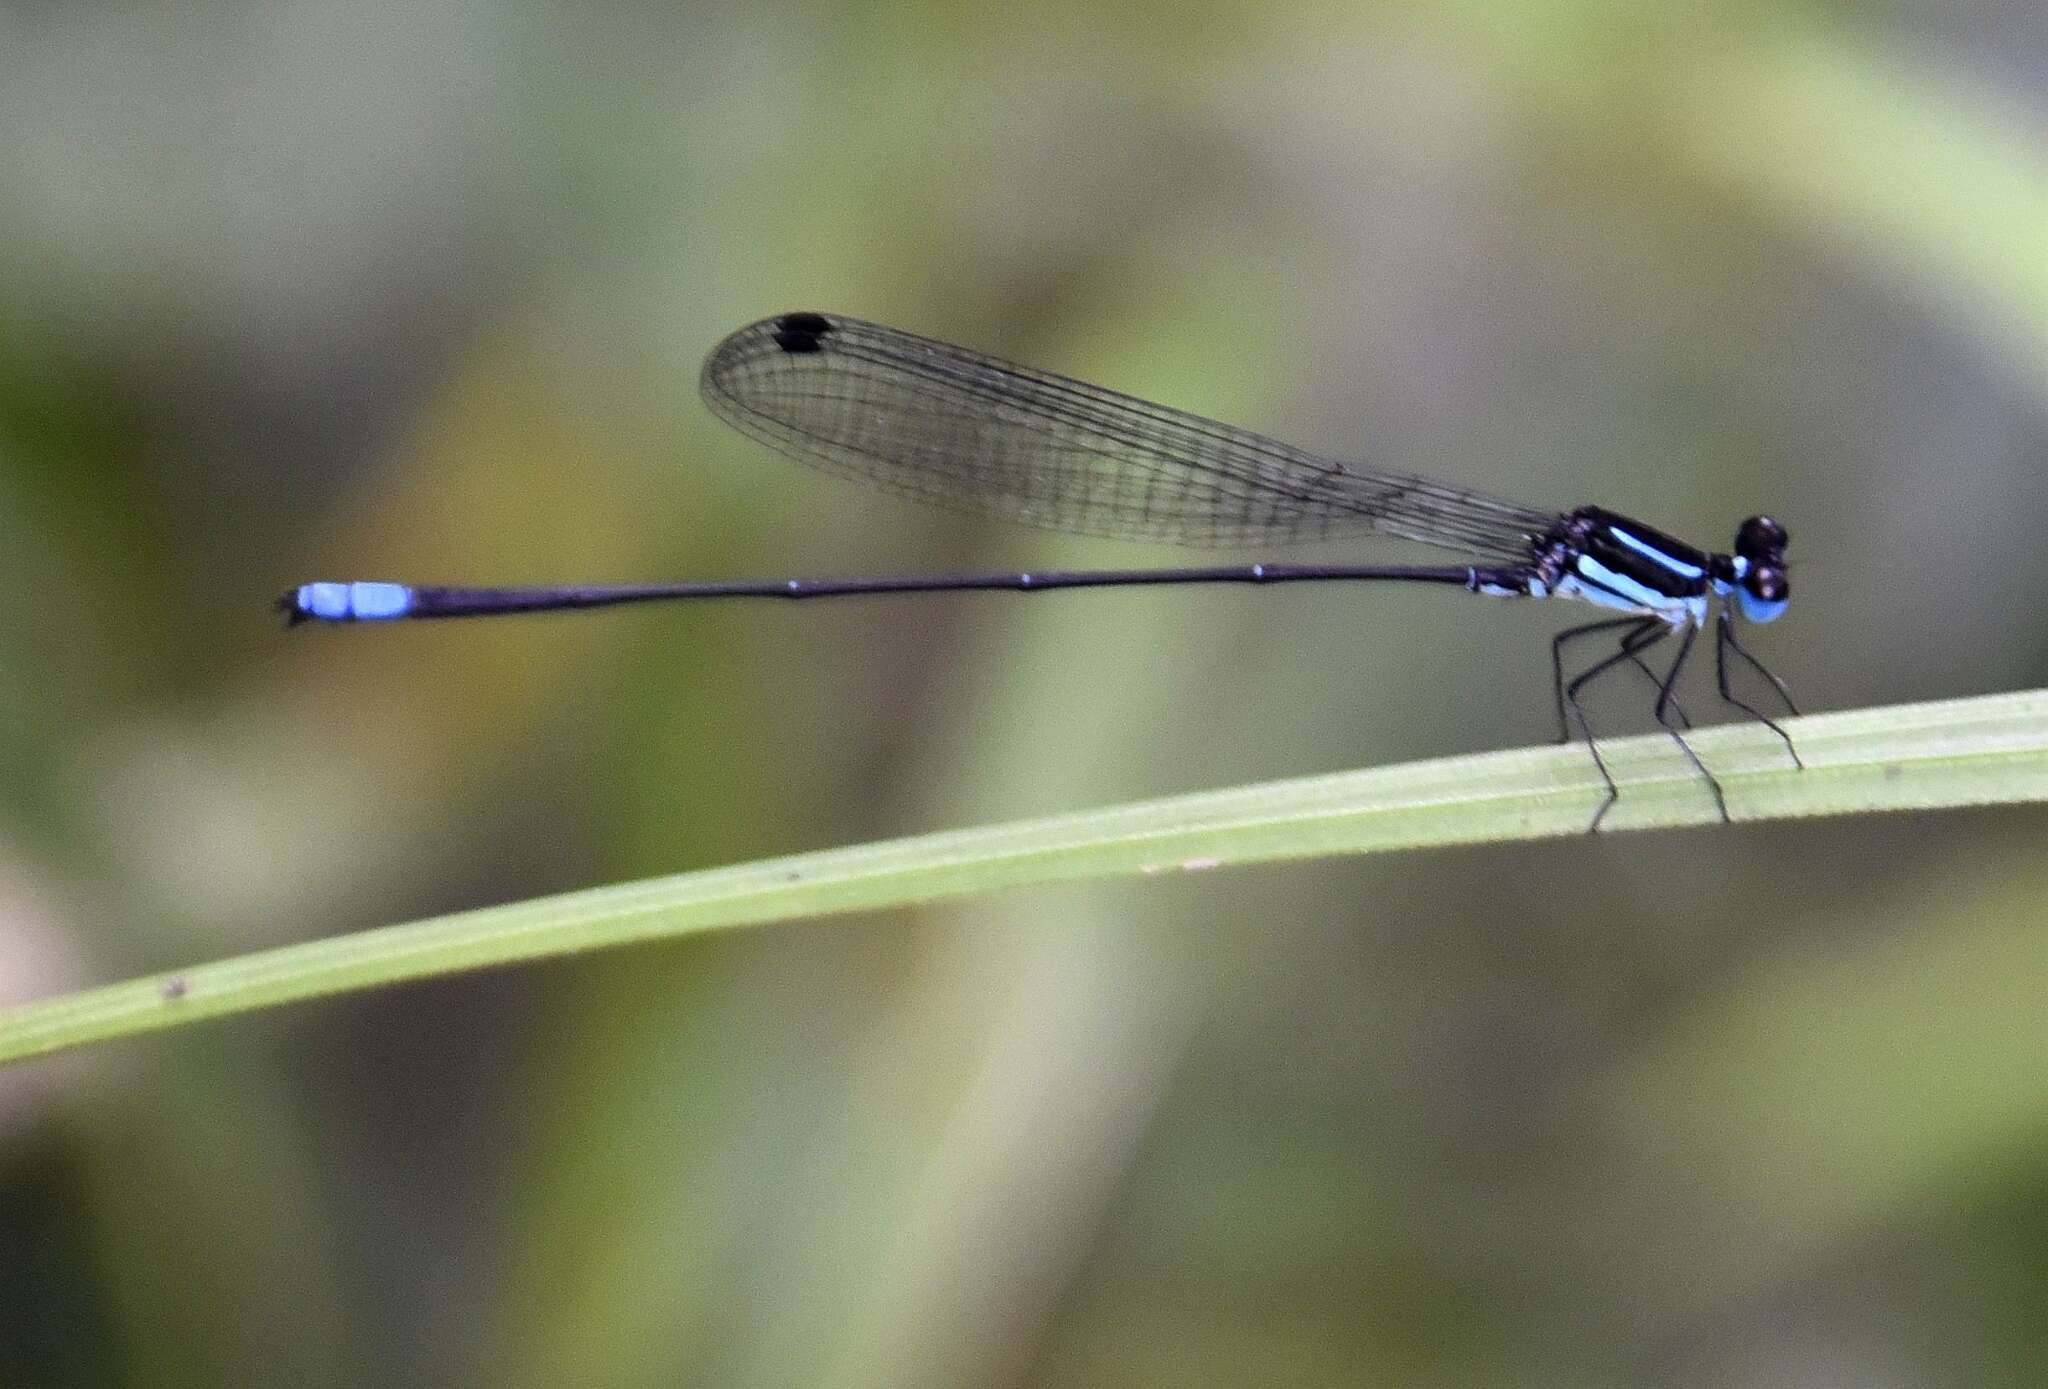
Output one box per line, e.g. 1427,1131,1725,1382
284,310,1799,828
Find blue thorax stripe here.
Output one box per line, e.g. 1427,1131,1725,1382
1605,524,1705,580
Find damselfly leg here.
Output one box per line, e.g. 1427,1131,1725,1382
1715,611,1802,768
1551,618,1646,745
1557,616,1727,830
1650,621,1729,823
1551,616,1697,741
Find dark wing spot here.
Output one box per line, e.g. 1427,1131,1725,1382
771,312,835,354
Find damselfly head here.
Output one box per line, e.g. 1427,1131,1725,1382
1732,515,1789,623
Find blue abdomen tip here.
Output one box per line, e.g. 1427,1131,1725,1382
297,582,413,621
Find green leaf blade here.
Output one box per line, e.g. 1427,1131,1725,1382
6,688,2048,1067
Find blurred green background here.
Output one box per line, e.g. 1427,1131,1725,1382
3,1,2046,1384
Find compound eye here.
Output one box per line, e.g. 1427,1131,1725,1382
1739,563,1789,623
1736,515,1787,559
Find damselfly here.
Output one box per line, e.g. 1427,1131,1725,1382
284,310,1800,828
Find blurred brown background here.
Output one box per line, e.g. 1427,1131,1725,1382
3,1,2047,1384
